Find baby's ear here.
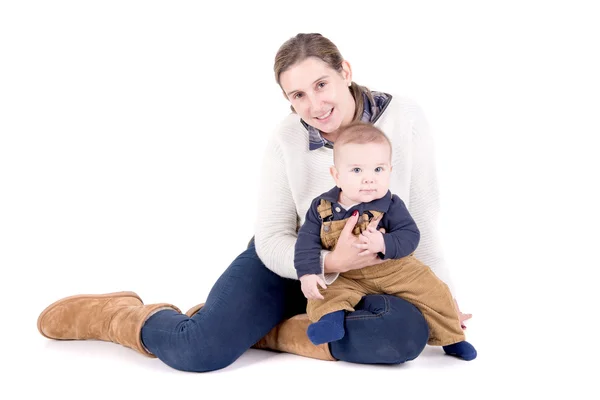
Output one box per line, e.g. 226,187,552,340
329,165,339,186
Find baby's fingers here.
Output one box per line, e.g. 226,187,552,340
317,278,328,290
311,291,325,300
367,214,382,230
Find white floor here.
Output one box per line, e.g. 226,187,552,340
12,320,504,399
4,289,592,400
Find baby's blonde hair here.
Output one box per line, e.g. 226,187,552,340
333,122,392,164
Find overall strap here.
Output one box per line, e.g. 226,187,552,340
316,199,333,220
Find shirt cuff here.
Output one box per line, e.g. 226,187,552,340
320,249,339,284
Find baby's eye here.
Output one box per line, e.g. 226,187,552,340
375,167,383,173
352,167,362,173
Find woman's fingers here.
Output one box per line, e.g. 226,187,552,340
340,211,360,237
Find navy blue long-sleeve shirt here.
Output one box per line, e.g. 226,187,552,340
294,186,421,278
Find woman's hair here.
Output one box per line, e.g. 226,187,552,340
274,33,374,122
333,121,392,163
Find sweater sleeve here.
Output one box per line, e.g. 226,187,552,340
408,102,457,296
253,136,301,280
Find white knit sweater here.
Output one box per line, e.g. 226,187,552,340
254,95,455,295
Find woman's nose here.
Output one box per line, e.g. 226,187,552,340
307,93,319,111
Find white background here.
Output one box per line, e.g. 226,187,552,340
1,1,598,399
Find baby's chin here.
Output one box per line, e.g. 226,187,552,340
350,190,386,203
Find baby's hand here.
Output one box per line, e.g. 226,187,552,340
354,227,386,256
299,274,327,300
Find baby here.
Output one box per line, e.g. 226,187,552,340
294,121,476,361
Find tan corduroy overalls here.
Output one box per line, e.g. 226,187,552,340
307,199,465,346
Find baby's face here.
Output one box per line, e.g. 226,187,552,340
332,141,392,204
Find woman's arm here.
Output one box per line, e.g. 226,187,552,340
253,137,300,280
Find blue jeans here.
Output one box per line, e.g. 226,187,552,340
141,240,429,372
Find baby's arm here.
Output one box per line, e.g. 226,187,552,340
356,195,420,259
295,199,330,299
379,195,420,259
294,198,327,278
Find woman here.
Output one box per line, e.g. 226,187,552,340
37,33,470,372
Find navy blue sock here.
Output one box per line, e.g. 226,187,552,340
443,341,477,361
307,310,345,345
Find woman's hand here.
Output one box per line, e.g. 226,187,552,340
324,211,385,273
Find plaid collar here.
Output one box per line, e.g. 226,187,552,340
301,91,392,151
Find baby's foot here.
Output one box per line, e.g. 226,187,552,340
443,341,477,361
307,310,345,345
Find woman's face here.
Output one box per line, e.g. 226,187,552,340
279,57,355,135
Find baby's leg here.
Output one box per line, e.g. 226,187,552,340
306,276,366,345
385,257,476,360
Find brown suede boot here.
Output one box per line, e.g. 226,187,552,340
38,291,181,358
185,303,335,361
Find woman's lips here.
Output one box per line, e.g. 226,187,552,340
315,108,333,121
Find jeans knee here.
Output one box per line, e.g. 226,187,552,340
374,326,428,364
374,295,429,363
160,339,239,372
149,321,241,373
332,295,429,364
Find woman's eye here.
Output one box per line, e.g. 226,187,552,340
294,93,303,100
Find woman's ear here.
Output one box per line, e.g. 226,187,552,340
341,60,353,86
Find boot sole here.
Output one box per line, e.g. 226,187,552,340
37,291,143,339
